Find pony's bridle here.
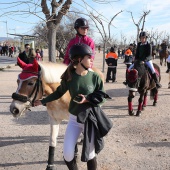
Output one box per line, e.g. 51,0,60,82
12,70,43,108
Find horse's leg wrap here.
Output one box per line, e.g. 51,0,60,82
128,97,134,115
153,92,158,106
128,97,133,111
138,98,143,111
48,146,55,165
143,92,148,107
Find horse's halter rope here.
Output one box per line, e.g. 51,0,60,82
12,71,43,108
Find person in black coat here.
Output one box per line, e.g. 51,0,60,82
18,44,35,67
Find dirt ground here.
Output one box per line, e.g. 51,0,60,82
0,51,170,170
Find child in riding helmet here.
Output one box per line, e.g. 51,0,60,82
34,43,112,170
124,31,162,88
63,18,95,66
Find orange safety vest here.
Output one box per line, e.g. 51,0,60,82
105,52,118,59
124,49,132,56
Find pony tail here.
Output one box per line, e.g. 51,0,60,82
61,63,77,81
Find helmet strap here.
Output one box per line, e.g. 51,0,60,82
81,63,88,70
79,58,88,70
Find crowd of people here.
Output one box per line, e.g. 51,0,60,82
0,44,17,57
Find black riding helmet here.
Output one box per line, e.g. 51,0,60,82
139,31,148,38
74,18,89,29
69,43,93,62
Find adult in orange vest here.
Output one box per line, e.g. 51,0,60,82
105,47,118,83
124,44,133,68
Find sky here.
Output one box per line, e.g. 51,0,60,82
0,0,170,43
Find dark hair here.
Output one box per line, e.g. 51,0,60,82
25,44,30,48
36,49,40,53
28,48,36,58
61,63,76,81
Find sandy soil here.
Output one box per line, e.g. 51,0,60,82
0,51,170,170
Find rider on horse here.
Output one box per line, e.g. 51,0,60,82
123,31,162,88
160,40,168,51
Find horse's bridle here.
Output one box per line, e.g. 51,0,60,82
12,71,43,108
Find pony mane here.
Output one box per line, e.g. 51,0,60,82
38,62,67,83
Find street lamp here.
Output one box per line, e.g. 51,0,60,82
0,20,8,37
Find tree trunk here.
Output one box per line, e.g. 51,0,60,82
48,27,57,62
102,42,106,72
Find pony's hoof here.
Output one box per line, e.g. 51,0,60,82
142,105,146,110
136,111,142,116
153,102,157,106
129,110,134,116
46,165,56,170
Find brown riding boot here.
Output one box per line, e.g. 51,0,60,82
87,157,97,170
152,73,162,88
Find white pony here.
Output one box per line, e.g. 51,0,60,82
10,58,104,170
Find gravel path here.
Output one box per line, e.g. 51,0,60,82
0,52,169,170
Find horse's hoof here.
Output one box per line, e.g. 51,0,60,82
129,110,134,116
46,165,56,170
153,102,157,106
142,106,145,110
136,111,142,116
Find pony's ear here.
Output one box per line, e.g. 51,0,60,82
17,57,27,68
32,58,39,72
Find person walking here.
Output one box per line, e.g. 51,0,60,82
63,18,95,66
35,49,42,61
124,31,162,88
123,44,134,85
105,47,118,83
34,43,112,170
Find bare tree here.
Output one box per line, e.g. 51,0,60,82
128,10,150,43
152,30,163,46
41,0,72,62
89,11,123,72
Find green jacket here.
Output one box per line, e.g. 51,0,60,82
41,70,105,116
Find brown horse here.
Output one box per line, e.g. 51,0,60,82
152,45,157,60
126,60,161,116
10,58,104,170
159,49,168,66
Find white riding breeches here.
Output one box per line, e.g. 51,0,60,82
63,114,95,162
128,60,155,74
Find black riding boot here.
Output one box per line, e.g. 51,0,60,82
64,157,78,170
152,73,162,88
87,157,97,170
166,62,170,73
